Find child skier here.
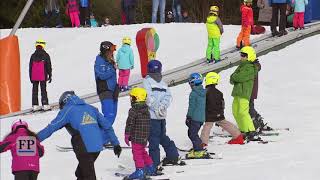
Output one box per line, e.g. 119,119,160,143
66,0,80,27
206,5,224,63
185,73,211,159
230,46,259,140
124,87,159,179
29,39,52,111
143,60,182,167
236,0,253,49
292,0,308,30
0,120,44,180
90,14,99,27
200,72,244,146
116,36,134,92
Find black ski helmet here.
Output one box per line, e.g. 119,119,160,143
59,91,75,109
100,41,115,55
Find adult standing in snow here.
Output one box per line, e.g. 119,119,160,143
143,60,181,167
29,39,52,112
257,0,273,24
79,0,91,26
37,91,122,180
172,0,182,22
152,0,166,23
94,41,120,144
123,0,137,24
269,0,289,36
44,0,63,28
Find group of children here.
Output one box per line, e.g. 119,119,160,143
65,0,99,27
1,1,296,179
206,0,308,63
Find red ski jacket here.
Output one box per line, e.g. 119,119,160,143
241,4,254,27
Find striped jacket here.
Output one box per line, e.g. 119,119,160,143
125,103,150,145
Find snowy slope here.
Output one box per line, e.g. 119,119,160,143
1,25,320,180
1,24,265,109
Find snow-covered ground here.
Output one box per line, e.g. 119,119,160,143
1,24,320,180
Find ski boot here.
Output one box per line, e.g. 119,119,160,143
244,131,261,142
185,149,211,159
145,164,163,176
214,59,221,63
228,134,244,145
207,59,214,64
161,156,186,166
253,115,273,132
120,86,128,92
32,105,42,112
43,105,51,111
124,168,145,180
277,30,288,37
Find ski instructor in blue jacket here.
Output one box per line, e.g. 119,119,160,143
94,41,120,145
37,91,122,180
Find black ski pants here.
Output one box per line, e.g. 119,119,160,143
14,171,38,180
249,99,260,119
124,5,136,24
74,151,100,180
32,81,49,106
271,3,287,33
80,7,90,26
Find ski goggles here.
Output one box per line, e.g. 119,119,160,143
102,44,117,51
240,52,248,57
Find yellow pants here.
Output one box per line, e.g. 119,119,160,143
232,96,255,133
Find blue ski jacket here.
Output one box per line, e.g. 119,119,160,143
94,55,117,92
37,95,119,153
80,0,89,7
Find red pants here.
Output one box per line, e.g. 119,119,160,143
69,12,80,27
132,143,153,168
118,69,130,87
293,12,305,29
237,26,251,47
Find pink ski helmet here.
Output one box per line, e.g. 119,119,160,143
11,120,28,132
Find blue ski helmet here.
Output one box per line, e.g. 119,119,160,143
189,73,203,86
147,60,162,73
59,91,75,109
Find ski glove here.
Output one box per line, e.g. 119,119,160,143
185,116,192,126
113,145,122,158
48,75,52,83
158,105,167,117
124,134,131,146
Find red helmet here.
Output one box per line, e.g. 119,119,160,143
11,120,28,132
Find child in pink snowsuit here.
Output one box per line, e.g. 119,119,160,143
116,37,134,92
124,87,157,179
66,0,80,27
292,0,308,30
0,120,44,180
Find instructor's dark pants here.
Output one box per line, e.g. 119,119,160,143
74,151,100,180
14,171,38,180
271,3,287,33
32,81,48,106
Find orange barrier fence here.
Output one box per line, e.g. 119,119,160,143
0,35,21,115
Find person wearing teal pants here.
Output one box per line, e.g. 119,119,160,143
206,6,224,63
230,46,258,140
